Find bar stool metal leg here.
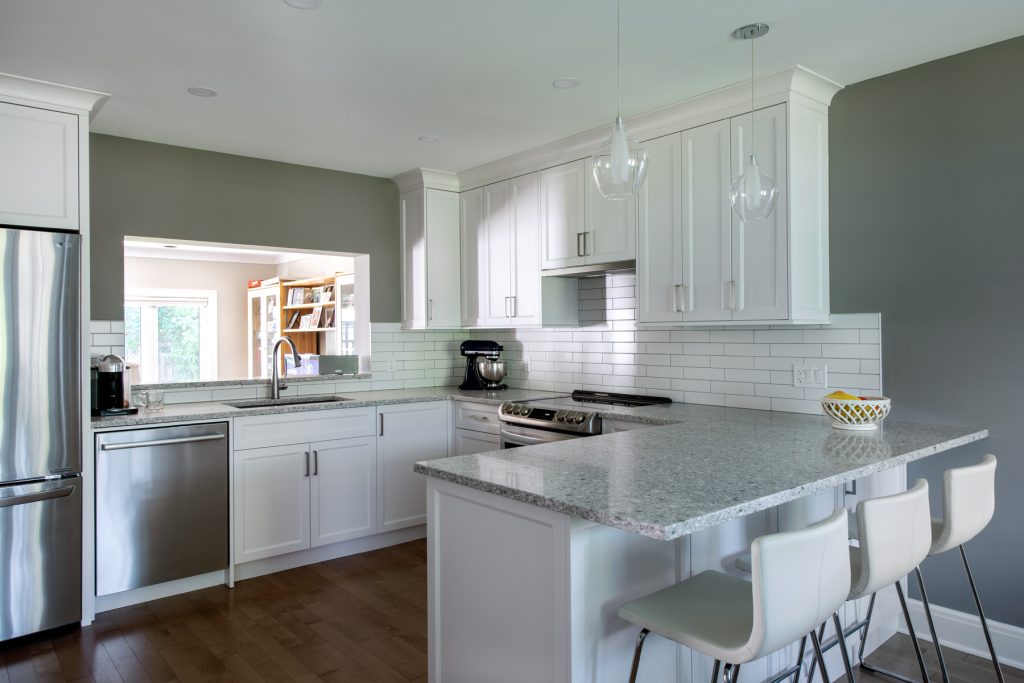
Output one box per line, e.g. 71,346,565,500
915,566,950,683
960,545,1006,683
810,628,831,683
710,659,720,683
806,621,829,681
730,663,741,682
897,580,931,683
833,612,857,683
627,628,649,683
858,588,931,683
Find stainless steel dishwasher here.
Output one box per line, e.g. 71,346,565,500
95,422,228,596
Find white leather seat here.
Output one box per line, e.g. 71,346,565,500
916,454,1004,683
734,513,858,573
619,510,850,682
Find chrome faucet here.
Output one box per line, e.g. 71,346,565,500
271,336,302,400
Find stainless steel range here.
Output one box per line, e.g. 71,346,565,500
498,391,670,448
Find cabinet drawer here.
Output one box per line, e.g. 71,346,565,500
453,401,500,435
234,407,377,450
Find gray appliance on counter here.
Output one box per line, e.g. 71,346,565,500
95,423,229,596
0,226,83,641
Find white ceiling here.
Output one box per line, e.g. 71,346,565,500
124,238,336,264
3,1,1022,179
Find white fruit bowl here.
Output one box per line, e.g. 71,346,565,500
821,396,891,430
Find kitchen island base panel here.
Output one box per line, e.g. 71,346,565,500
427,476,903,683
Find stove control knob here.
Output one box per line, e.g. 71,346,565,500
518,404,530,416
574,414,586,424
501,404,512,414
554,410,564,422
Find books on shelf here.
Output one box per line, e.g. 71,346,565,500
299,313,313,329
310,306,323,328
323,307,335,328
287,311,301,329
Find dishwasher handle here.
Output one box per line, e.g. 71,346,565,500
100,433,227,451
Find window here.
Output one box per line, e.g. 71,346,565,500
124,288,218,383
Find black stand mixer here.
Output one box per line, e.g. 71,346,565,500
459,340,507,391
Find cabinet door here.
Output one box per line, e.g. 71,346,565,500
637,133,684,324
400,188,426,328
683,119,734,322
425,189,462,327
585,166,637,264
378,401,449,532
483,181,513,325
453,428,500,456
510,172,542,325
730,104,789,321
460,187,485,327
234,444,311,563
540,160,586,270
311,437,377,546
0,103,79,230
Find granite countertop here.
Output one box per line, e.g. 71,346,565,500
415,403,987,541
91,387,568,430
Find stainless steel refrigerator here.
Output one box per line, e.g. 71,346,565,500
0,226,82,641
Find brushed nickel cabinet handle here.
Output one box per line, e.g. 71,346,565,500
678,284,688,313
576,232,584,257
511,296,517,318
429,298,434,321
313,450,318,476
583,232,589,256
727,281,737,311
379,413,384,436
304,451,310,477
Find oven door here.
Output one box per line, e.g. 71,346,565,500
499,423,586,448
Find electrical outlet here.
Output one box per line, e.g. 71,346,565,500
793,363,827,388
524,356,531,372
386,358,397,372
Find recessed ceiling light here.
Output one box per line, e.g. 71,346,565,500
418,135,440,143
187,87,218,98
284,0,321,8
552,77,582,89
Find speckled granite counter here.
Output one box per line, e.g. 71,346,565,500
415,403,987,540
91,387,567,430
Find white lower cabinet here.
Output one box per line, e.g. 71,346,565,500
311,436,377,546
234,444,312,563
378,401,450,532
454,428,500,455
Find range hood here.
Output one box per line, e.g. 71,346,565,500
541,260,636,278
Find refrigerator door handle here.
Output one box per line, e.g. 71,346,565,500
0,482,76,508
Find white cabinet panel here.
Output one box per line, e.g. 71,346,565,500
425,189,462,327
483,181,514,325
234,444,311,563
540,160,586,270
585,166,636,264
311,437,377,546
454,428,500,456
0,102,78,230
460,187,485,327
453,401,500,435
379,401,449,532
509,172,542,324
400,188,426,328
683,119,733,322
233,407,377,450
731,104,789,321
637,133,683,324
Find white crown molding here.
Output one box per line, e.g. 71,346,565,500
392,167,461,194
455,65,843,192
0,72,109,118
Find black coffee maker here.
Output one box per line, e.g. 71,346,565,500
459,340,506,391
91,354,134,416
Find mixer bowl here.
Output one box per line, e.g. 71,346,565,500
476,359,507,383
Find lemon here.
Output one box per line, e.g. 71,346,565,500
826,390,861,401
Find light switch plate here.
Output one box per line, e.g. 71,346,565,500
793,363,828,388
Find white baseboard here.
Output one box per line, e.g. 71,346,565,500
900,598,1024,670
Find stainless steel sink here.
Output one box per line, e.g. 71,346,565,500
224,395,354,409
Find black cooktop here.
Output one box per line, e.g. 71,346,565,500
569,390,672,407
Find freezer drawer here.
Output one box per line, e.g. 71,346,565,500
96,423,228,596
0,477,82,640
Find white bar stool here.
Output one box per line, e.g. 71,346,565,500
806,479,934,683
618,510,852,683
914,454,1003,683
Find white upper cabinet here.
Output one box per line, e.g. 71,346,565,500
0,103,79,230
461,171,577,328
637,101,829,325
540,160,586,270
401,186,462,329
584,167,637,264
730,105,789,321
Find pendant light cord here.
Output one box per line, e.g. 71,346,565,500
616,0,621,117
749,27,755,160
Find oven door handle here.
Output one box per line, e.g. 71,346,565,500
501,426,576,446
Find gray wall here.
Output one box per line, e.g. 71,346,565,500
830,35,1024,627
90,134,400,321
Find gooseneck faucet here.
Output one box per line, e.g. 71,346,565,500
271,336,302,399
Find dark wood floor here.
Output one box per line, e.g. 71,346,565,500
1,539,1018,682
840,632,1022,683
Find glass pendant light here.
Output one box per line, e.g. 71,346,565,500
729,23,778,222
592,0,647,200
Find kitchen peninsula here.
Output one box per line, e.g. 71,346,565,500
416,405,987,683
